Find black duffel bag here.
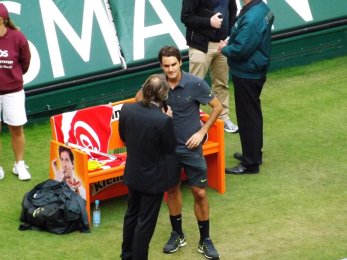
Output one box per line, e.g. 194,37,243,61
19,179,90,234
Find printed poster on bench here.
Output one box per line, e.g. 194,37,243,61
50,141,88,201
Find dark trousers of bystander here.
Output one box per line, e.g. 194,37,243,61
121,188,164,260
232,75,265,171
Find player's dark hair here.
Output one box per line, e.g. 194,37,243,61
158,45,182,64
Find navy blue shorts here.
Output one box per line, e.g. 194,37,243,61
167,146,207,188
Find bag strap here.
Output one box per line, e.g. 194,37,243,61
18,223,32,231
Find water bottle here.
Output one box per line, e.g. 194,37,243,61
93,200,101,227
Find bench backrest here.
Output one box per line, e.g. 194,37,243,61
108,98,135,150
50,98,136,153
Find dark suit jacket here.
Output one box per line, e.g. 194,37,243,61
119,102,176,194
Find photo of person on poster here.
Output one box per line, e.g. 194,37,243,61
52,145,86,200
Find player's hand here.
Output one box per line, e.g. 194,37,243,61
186,131,205,149
210,12,223,29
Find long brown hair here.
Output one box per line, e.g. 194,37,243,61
4,17,18,30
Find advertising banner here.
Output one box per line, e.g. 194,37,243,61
2,1,347,104
111,0,347,66
3,0,124,90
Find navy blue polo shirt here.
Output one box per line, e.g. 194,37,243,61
167,71,214,146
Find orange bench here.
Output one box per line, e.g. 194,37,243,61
49,98,225,222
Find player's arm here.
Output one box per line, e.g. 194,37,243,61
201,97,222,135
186,97,222,149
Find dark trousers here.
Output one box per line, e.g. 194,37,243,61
121,188,164,260
232,75,266,169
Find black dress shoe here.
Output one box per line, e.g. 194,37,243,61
233,152,243,161
225,164,259,175
233,152,263,165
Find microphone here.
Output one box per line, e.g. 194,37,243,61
162,100,168,113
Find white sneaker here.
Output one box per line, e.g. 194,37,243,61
0,166,4,180
224,119,239,133
13,161,31,181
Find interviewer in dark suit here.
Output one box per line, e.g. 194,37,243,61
119,74,176,260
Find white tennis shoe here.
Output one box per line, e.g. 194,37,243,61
224,119,238,133
0,166,4,180
13,161,31,181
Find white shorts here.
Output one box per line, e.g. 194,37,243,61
0,90,27,126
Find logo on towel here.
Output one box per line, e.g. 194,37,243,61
52,105,113,154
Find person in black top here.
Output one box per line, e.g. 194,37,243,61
181,0,239,133
120,74,176,260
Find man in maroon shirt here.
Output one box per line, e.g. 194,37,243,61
0,3,31,181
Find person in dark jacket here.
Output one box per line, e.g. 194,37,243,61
0,3,31,181
119,74,176,260
219,0,274,174
181,0,239,133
